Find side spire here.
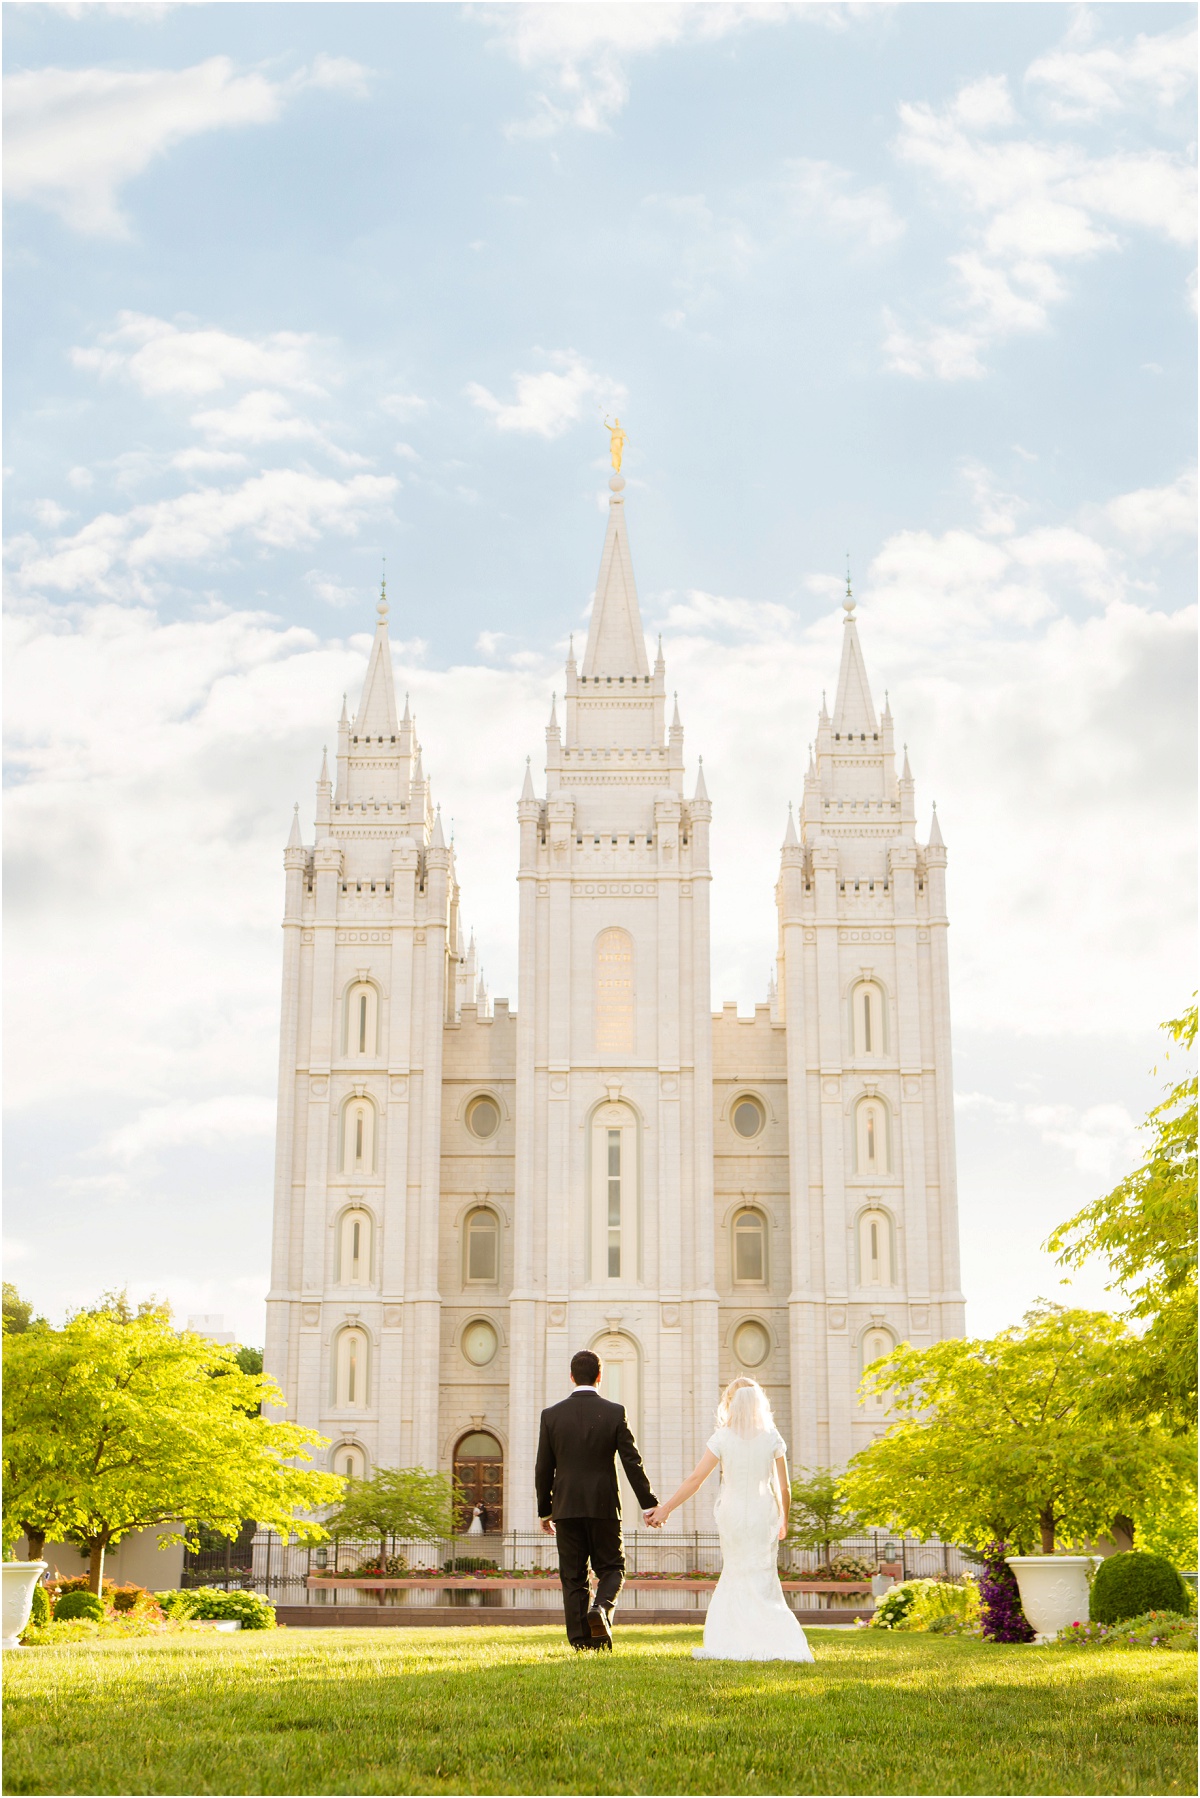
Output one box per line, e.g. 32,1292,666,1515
783,802,799,848
286,803,302,849
694,757,709,802
928,802,944,847
354,577,399,737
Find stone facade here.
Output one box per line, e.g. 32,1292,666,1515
264,476,965,1529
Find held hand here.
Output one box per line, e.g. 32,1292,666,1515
645,1505,668,1528
539,1517,555,1536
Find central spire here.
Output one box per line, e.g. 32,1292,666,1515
355,576,399,737
581,473,650,679
831,577,876,736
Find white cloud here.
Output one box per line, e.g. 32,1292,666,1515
491,2,790,136
4,54,370,236
379,392,428,421
72,311,323,397
1026,15,1197,122
467,352,625,437
15,468,397,598
887,47,1196,377
1105,469,1198,550
779,158,905,248
104,1095,277,1163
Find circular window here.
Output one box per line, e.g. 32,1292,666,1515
466,1096,500,1140
733,1320,770,1368
462,1319,498,1366
732,1096,765,1139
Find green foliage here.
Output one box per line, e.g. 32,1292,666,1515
2,1296,344,1591
907,1578,981,1635
785,1465,862,1566
1057,1610,1197,1651
1048,1005,1197,1430
233,1346,263,1376
162,1587,276,1629
868,1579,935,1628
1091,1551,1188,1625
328,1466,457,1549
27,1581,51,1630
53,1590,106,1622
443,1556,498,1573
842,1303,1193,1554
3,1283,40,1335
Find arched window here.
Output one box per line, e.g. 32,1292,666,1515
859,1326,895,1415
851,981,887,1058
732,1209,767,1284
465,1095,500,1140
453,1431,503,1532
342,1095,377,1175
460,1318,498,1366
464,1208,499,1285
345,981,379,1058
731,1095,765,1139
733,1318,771,1369
854,1096,890,1175
857,1208,894,1287
595,928,634,1056
334,1443,367,1481
590,1102,638,1282
338,1208,373,1286
334,1327,369,1409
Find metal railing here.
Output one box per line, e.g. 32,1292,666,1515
187,1529,969,1607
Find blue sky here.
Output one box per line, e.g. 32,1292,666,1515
5,1,1196,1348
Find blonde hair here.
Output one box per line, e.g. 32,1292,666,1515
715,1376,776,1439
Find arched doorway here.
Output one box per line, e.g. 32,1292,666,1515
591,1331,642,1522
453,1430,504,1533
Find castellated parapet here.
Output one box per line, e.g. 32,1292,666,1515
265,497,964,1527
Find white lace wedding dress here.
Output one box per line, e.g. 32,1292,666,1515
693,1425,814,1662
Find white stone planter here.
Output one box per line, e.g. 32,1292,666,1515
1006,1555,1095,1644
2,1562,49,1650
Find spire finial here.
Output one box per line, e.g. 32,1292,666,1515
843,553,855,617
377,557,388,621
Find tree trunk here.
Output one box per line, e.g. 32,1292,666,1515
1038,1507,1056,1555
88,1540,106,1595
22,1525,46,1561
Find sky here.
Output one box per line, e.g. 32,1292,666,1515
4,1,1196,1352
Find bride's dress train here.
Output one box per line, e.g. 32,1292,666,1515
693,1425,814,1662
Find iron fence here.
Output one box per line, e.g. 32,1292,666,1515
198,1528,969,1608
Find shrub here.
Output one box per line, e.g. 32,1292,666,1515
442,1556,498,1574
1091,1551,1188,1625
869,1579,937,1629
811,1556,876,1581
22,1619,100,1645
50,1575,114,1600
27,1581,51,1630
977,1541,1035,1644
353,1553,410,1576
1056,1610,1197,1651
908,1577,981,1634
54,1590,106,1623
110,1582,148,1613
164,1587,276,1629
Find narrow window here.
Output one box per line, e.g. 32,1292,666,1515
607,1130,621,1277
466,1210,498,1284
733,1210,766,1283
866,1108,876,1166
347,1335,358,1403
870,1220,879,1273
358,995,367,1054
351,1219,361,1279
355,1110,364,1163
863,992,872,1053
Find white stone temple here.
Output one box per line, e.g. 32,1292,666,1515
264,472,965,1530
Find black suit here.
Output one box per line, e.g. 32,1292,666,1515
535,1388,658,1648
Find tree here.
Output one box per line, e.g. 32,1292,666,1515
1047,1004,1197,1431
785,1466,862,1569
3,1283,42,1335
841,1304,1193,1555
327,1467,458,1562
3,1299,344,1590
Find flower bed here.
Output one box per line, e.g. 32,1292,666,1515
1055,1610,1197,1651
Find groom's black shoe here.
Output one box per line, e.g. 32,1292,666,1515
587,1605,613,1647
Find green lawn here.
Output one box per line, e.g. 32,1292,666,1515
4,1625,1195,1797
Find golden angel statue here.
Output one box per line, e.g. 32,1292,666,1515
604,416,627,473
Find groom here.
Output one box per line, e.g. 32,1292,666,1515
535,1348,659,1650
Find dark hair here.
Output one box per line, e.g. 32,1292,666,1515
571,1349,601,1386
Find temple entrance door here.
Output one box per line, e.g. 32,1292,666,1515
453,1431,504,1534
594,1332,642,1526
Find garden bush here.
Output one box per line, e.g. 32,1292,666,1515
868,1578,939,1628
977,1540,1035,1643
1057,1609,1197,1651
442,1556,498,1574
53,1590,106,1623
27,1581,51,1630
49,1575,114,1600
159,1587,276,1628
1091,1551,1188,1625
110,1582,148,1613
908,1577,980,1635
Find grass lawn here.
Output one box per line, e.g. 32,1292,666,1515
4,1624,1195,1797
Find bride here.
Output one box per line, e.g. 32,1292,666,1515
646,1376,814,1662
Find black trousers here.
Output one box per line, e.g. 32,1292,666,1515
554,1517,624,1647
